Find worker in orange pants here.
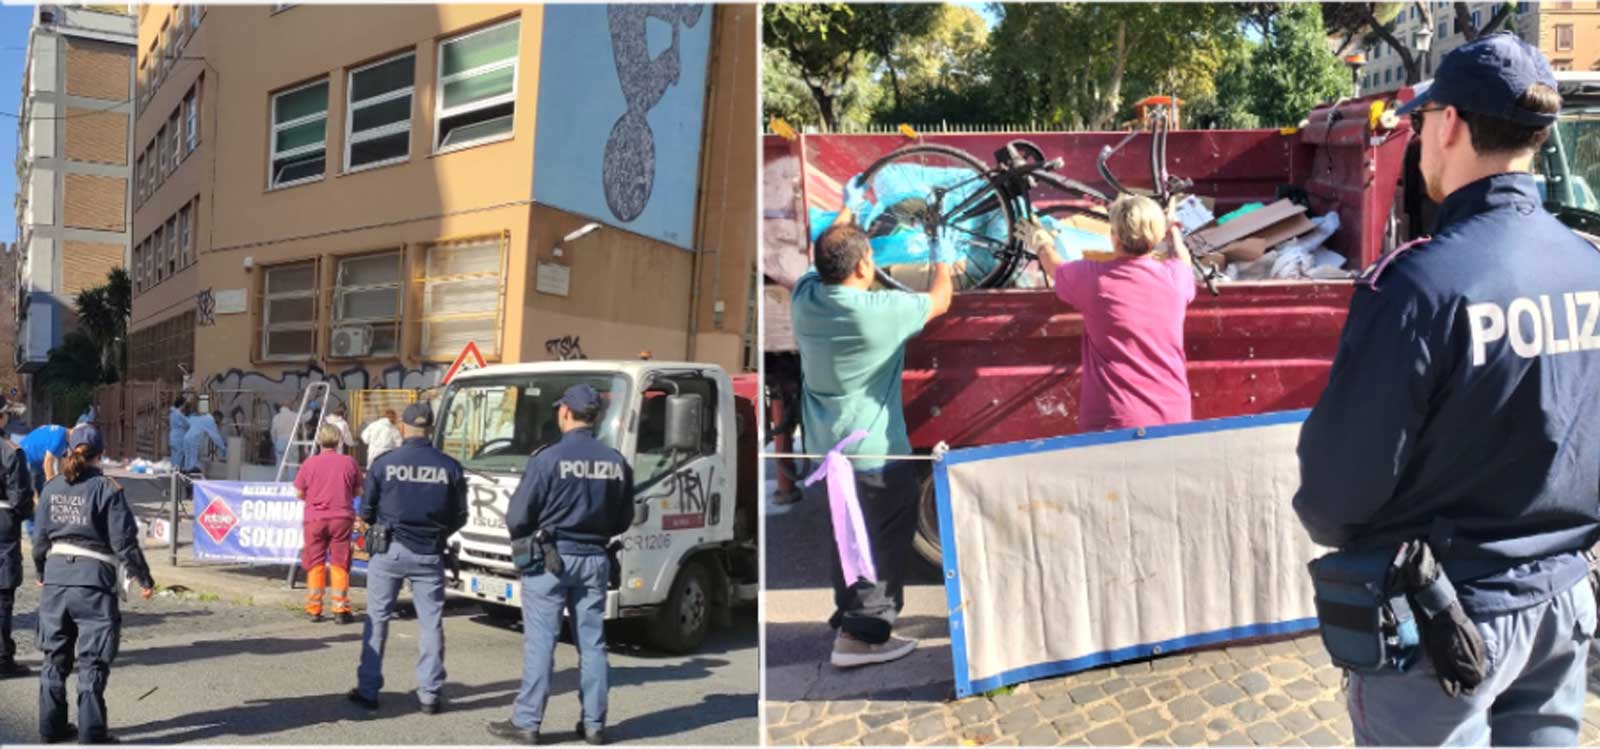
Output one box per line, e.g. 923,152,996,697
294,425,362,624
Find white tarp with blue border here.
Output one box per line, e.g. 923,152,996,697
934,410,1324,697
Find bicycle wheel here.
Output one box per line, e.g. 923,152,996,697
1033,171,1111,205
857,144,1020,291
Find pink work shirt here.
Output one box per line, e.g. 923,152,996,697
1054,255,1196,433
293,449,362,521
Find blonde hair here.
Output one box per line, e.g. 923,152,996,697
1107,195,1166,257
317,424,341,448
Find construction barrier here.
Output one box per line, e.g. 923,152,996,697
934,409,1321,698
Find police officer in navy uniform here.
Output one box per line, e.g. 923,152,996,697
33,424,155,744
489,384,633,746
0,395,34,678
348,402,467,715
1295,34,1600,746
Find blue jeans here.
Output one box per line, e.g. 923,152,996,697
1348,579,1596,746
513,554,610,731
356,543,448,705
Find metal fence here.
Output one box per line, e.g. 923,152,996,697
777,121,1054,135
94,380,182,461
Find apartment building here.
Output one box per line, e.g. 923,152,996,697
12,5,136,419
1356,1,1597,94
129,4,755,459
1524,1,1600,72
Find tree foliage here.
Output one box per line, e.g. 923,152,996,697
1248,2,1351,127
762,3,936,130
66,267,130,385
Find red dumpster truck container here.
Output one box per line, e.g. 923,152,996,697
764,93,1422,563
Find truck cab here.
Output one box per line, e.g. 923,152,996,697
436,360,758,653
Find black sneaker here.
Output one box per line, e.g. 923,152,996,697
309,613,326,624
0,658,32,678
346,688,379,711
82,735,120,745
487,719,539,745
335,611,354,625
419,698,443,715
40,724,75,744
576,720,606,746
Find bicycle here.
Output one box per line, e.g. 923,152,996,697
853,139,1110,292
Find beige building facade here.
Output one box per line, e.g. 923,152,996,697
129,4,755,459
1358,1,1600,94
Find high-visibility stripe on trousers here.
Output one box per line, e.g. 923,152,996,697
306,564,327,616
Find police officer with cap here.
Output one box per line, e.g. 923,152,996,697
489,384,633,746
0,394,33,678
348,401,467,714
34,424,155,743
1295,33,1600,746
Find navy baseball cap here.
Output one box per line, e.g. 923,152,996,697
402,402,434,428
558,384,602,415
1396,33,1559,127
69,424,103,455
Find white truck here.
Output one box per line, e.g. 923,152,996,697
435,360,760,653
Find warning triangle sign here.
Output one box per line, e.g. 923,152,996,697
441,341,488,385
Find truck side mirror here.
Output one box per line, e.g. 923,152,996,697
664,394,702,453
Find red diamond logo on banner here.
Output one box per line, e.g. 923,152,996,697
197,499,239,545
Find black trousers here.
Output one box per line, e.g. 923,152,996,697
37,585,120,742
804,460,920,645
0,587,14,661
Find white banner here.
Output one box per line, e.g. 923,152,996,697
935,409,1324,697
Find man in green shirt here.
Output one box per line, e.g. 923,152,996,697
791,176,955,668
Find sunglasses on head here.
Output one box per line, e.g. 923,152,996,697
1410,105,1447,131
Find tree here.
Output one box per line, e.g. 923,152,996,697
1323,3,1428,85
762,3,935,130
1186,36,1261,130
984,3,1244,130
72,267,130,384
1248,2,1349,127
880,4,991,123
1453,1,1513,41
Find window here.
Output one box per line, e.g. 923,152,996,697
435,19,520,151
1472,10,1482,29
269,79,328,188
163,216,177,277
134,153,146,203
420,237,503,358
156,124,170,176
132,241,144,294
1558,24,1575,51
183,85,199,153
346,52,414,171
437,374,628,473
635,374,720,489
191,4,203,32
177,205,191,270
262,261,318,359
166,109,181,170
1555,59,1574,71
1439,22,1448,38
151,224,165,284
333,251,401,357
1558,1,1574,9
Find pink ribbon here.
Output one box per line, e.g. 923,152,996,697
804,430,878,585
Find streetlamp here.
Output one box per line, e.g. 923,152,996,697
1344,53,1369,97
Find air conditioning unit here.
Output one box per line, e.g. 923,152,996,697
331,325,373,358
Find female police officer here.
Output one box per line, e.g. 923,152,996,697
32,424,155,744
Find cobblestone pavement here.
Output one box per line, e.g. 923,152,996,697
764,635,1600,746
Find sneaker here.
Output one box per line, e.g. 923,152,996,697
487,719,540,744
0,658,32,678
335,611,354,625
830,632,917,669
576,720,606,745
309,613,325,624
41,724,76,744
346,688,379,711
420,698,443,716
81,735,120,745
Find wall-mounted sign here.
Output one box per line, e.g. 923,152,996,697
214,289,247,315
536,261,571,297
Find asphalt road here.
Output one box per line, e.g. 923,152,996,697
0,581,758,744
762,473,956,704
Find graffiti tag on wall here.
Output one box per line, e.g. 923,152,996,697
544,335,587,361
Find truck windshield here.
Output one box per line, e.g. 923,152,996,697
435,373,629,474
1547,106,1600,213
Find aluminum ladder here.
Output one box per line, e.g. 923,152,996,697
275,382,332,483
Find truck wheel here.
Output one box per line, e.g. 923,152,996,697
479,601,522,627
649,560,710,654
912,475,944,567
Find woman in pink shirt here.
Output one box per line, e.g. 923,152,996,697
1030,195,1196,433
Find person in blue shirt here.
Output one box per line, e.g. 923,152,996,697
167,397,190,465
348,402,467,715
180,410,227,473
488,385,633,746
20,424,70,496
1295,35,1600,746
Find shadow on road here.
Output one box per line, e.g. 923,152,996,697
608,692,757,742
10,606,215,637
119,631,363,668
